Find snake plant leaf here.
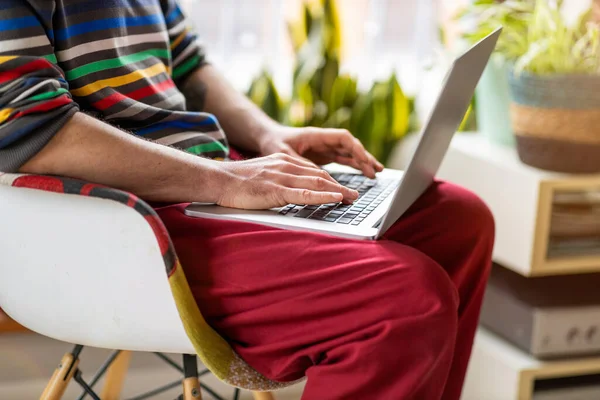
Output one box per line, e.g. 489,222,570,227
305,1,314,37
386,73,410,141
323,106,351,129
310,100,329,127
328,74,354,113
367,82,390,161
248,71,282,122
458,102,474,132
322,0,342,58
350,92,372,145
287,5,309,52
289,80,314,127
319,54,340,104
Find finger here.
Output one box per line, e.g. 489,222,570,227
350,137,372,164
282,188,344,206
368,153,384,172
281,175,358,201
335,155,376,178
280,163,340,185
334,155,363,171
279,148,320,168
275,152,320,170
311,128,370,164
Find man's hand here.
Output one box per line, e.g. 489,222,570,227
183,66,383,178
258,126,384,178
217,153,359,209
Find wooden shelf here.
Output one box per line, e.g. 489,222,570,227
462,328,600,400
437,133,600,277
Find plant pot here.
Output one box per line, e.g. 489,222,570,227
475,54,514,147
508,71,600,173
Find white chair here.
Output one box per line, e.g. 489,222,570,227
0,173,280,400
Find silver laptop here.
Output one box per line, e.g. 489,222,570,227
185,28,501,240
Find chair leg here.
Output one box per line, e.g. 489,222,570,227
252,392,275,400
40,345,82,400
101,350,132,400
182,354,202,400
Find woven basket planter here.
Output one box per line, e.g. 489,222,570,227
508,71,600,173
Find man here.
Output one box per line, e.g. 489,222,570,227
0,1,494,399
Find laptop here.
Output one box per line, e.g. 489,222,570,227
185,28,501,240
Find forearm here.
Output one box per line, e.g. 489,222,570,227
20,112,225,203
181,65,278,153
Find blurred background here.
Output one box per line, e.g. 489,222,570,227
2,1,600,399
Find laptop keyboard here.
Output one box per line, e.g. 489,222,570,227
278,173,397,226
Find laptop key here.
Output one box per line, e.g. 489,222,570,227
295,209,314,218
324,216,338,222
337,218,353,224
351,221,361,226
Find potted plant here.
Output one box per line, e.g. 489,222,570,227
458,0,600,173
247,0,412,165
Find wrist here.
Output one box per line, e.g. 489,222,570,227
254,119,285,153
188,158,232,204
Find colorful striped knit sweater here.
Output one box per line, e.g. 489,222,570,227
0,0,229,172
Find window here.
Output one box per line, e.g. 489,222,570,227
181,0,447,95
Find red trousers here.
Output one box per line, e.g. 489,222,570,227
155,181,494,399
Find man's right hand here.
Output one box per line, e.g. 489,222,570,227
216,153,359,210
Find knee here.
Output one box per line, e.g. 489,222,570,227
382,248,459,337
435,182,495,246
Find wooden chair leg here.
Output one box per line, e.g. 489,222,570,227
40,352,80,400
101,350,132,400
182,377,202,400
252,392,275,400
182,354,202,400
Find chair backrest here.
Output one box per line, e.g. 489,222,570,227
0,180,194,353
0,173,297,391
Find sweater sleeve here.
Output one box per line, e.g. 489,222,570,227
160,0,208,85
0,0,79,173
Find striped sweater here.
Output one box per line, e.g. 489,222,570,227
0,0,229,172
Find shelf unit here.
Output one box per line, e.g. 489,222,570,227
437,133,600,277
432,133,600,399
463,328,600,400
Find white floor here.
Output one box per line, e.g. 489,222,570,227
0,332,305,400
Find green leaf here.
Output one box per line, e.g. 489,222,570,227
289,80,313,127
458,0,600,75
386,73,410,140
322,0,342,58
322,106,351,129
248,71,282,121
319,54,339,104
350,92,372,144
328,74,357,113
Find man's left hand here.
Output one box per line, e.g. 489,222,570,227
259,126,384,178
